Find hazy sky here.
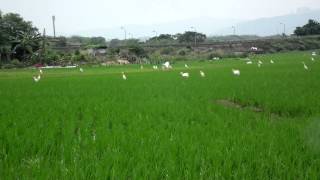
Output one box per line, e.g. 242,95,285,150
1,0,320,36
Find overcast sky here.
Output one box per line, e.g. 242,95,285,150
1,0,320,36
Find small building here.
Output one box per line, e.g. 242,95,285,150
87,46,108,57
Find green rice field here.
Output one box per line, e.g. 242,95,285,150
1,51,320,179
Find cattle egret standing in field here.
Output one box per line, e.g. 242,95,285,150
185,64,189,68
232,69,240,76
163,61,172,69
153,65,158,70
122,72,127,80
270,60,274,64
302,62,308,70
258,60,263,65
79,68,84,72
39,69,43,74
33,74,41,82
180,72,189,78
200,70,205,77
312,52,316,56
311,57,315,61
140,65,144,69
246,61,253,64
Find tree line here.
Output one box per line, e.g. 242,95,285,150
1,9,320,67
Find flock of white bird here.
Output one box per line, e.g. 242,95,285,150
32,52,317,82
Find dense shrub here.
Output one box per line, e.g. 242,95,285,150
160,47,174,55
178,49,186,56
128,45,145,56
11,59,24,68
72,54,87,62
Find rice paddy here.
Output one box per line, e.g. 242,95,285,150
1,50,320,179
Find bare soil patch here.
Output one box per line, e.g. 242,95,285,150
216,99,280,118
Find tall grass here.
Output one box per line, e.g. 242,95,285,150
0,51,320,179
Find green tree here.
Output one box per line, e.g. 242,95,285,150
0,11,40,62
89,37,106,45
128,44,145,56
109,39,121,48
147,34,176,45
294,19,320,36
0,11,12,62
12,30,41,61
177,31,206,44
148,34,174,41
1,13,38,38
67,36,106,46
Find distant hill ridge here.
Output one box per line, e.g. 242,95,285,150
71,8,320,39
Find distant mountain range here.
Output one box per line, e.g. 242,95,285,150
71,17,242,40
218,8,320,36
70,8,320,39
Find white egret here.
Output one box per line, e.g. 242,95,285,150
140,65,144,69
312,52,316,56
246,61,253,64
33,74,41,82
302,62,308,70
200,70,205,77
185,64,189,68
39,69,43,74
122,72,127,80
270,60,274,64
258,60,263,64
311,57,315,61
180,72,189,78
153,65,158,70
79,68,84,72
163,61,172,69
258,63,261,68
232,69,240,76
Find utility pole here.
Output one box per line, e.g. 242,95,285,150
52,16,56,38
121,26,127,40
190,26,196,46
280,22,286,36
152,30,158,41
232,26,236,35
